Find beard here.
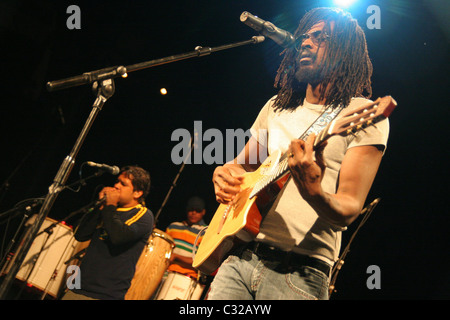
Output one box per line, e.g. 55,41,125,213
293,49,326,86
294,63,326,86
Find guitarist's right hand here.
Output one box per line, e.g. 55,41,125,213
212,165,245,204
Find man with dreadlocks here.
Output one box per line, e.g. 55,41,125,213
207,7,389,300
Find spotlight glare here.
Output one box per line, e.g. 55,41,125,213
333,0,357,8
160,88,167,95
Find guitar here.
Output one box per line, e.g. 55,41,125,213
193,96,397,274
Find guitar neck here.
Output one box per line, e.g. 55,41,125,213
249,156,289,199
249,123,332,199
249,96,397,199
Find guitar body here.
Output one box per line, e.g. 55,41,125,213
193,150,288,274
193,96,397,275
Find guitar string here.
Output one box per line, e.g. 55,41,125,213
250,105,344,198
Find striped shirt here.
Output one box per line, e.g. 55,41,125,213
73,204,154,299
166,220,206,278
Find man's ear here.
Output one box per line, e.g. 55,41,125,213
133,190,144,200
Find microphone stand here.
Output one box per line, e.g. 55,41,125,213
46,36,265,92
0,36,265,299
154,136,194,227
0,171,103,274
0,35,265,299
0,200,41,274
0,80,115,299
13,222,53,300
39,198,105,300
328,198,381,298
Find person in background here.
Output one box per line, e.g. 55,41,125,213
165,196,207,279
62,165,153,300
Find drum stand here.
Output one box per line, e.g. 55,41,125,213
39,198,105,300
0,199,43,274
0,35,265,299
38,231,73,300
13,221,55,299
187,277,199,300
0,170,109,299
0,170,103,274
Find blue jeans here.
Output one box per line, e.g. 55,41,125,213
207,249,329,300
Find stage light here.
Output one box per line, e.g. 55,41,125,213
160,88,167,95
333,0,357,8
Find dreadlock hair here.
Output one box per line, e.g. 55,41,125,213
273,7,373,111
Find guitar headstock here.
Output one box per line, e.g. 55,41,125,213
329,96,397,137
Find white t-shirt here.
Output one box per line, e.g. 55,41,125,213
249,96,389,265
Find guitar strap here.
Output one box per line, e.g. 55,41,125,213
263,104,345,202
250,103,345,200
298,104,345,141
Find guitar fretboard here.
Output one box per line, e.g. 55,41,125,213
246,96,398,200
249,156,289,199
249,121,334,199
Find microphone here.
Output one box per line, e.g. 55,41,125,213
86,161,120,175
240,11,295,49
93,196,106,207
360,198,381,215
86,196,106,213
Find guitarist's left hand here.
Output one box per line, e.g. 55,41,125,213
287,133,327,201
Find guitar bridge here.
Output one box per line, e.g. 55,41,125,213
217,204,232,234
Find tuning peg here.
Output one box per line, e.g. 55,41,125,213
346,128,358,137
366,119,378,129
356,124,367,133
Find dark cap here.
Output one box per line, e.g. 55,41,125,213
186,196,205,212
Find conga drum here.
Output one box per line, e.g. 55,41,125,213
155,271,205,300
125,228,174,300
3,216,79,298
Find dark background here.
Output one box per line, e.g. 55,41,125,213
0,0,448,300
